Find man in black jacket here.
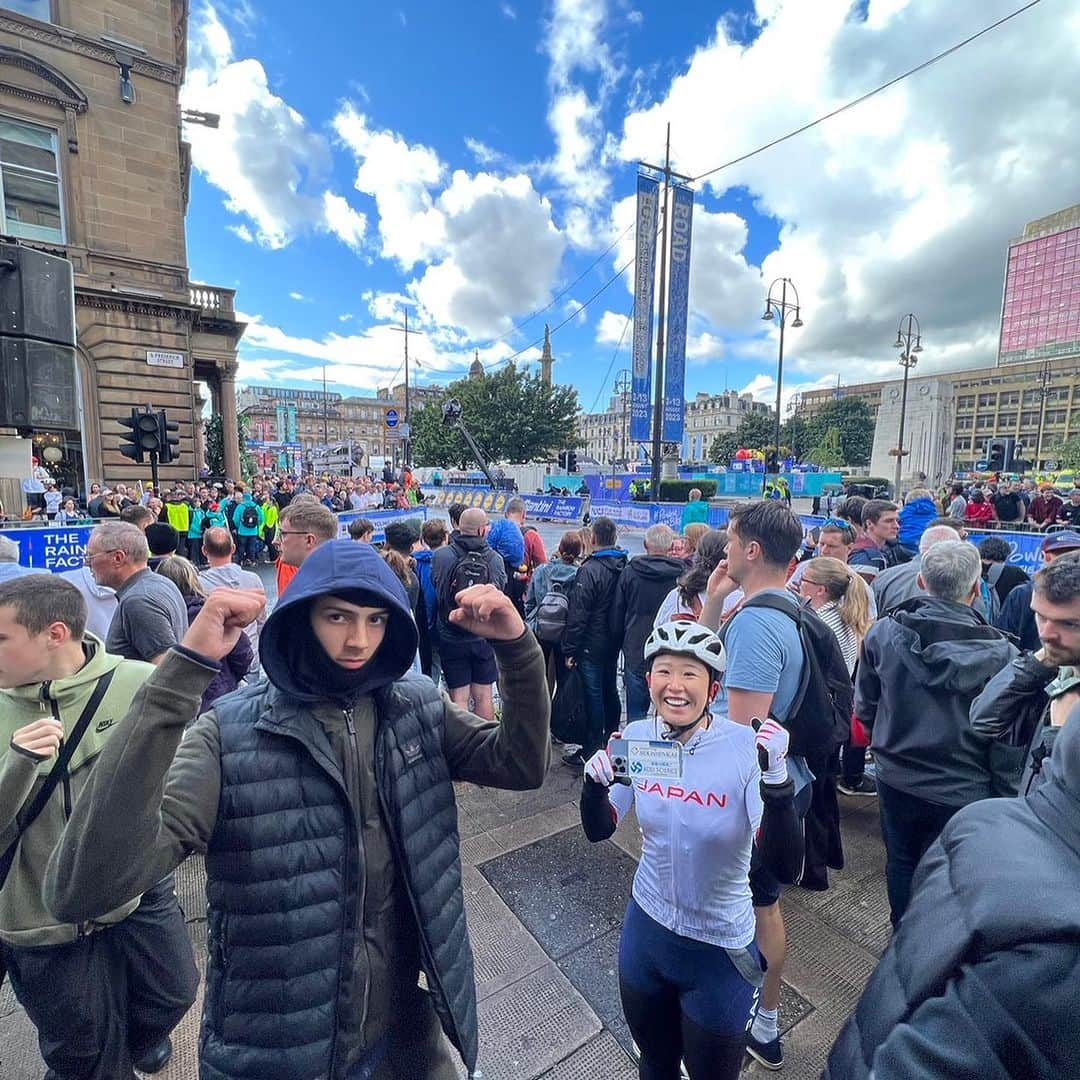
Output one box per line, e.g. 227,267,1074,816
823,700,1080,1080
608,523,684,724
856,540,1016,926
561,516,627,766
972,551,1080,797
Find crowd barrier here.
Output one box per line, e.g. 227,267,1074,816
0,507,431,573
429,486,588,522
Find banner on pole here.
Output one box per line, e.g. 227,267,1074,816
662,184,694,442
630,175,660,442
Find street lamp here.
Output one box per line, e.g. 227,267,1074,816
762,278,803,479
891,313,924,498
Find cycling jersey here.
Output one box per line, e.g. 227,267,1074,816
607,716,762,949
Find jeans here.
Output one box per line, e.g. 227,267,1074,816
877,780,962,927
2,877,197,1080
236,534,259,563
624,668,651,724
841,740,866,784
579,654,621,756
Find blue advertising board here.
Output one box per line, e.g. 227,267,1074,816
662,184,694,443
431,486,586,523
630,174,660,442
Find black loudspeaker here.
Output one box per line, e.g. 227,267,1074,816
0,243,75,346
0,243,77,430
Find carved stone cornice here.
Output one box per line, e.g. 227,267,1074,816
0,15,181,85
76,285,197,322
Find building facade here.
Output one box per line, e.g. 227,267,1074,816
238,384,396,471
682,391,770,464
0,0,244,495
575,392,632,467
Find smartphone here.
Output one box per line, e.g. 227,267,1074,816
609,738,684,783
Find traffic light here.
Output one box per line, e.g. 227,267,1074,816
118,408,144,463
557,450,568,470
566,450,578,473
118,406,163,462
157,410,180,464
986,437,1016,473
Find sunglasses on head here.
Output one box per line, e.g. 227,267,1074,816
821,518,856,536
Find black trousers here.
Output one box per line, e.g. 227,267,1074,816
2,877,198,1080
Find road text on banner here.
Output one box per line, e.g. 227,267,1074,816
662,184,694,443
630,174,660,443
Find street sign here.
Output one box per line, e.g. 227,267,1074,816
976,460,989,470
397,422,410,438
385,409,399,429
146,350,184,368
1045,459,1059,471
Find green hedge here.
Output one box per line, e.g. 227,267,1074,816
658,480,717,502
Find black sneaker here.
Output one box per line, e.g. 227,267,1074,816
561,749,587,768
837,776,877,797
746,1030,783,1070
133,1036,173,1074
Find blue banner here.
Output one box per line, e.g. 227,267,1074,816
336,507,429,544
663,184,694,443
630,175,660,442
0,526,94,572
431,486,586,523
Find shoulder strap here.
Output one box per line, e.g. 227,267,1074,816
987,563,1006,587
0,668,116,891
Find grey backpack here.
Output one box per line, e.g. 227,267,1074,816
536,580,571,645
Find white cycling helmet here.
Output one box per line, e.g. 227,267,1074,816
643,620,727,678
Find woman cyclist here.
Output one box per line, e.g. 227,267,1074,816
580,621,803,1080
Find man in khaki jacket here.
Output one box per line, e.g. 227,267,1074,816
0,575,197,1079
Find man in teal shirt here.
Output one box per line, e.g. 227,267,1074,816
231,489,265,567
680,487,710,532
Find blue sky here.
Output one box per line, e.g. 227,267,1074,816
182,0,1078,416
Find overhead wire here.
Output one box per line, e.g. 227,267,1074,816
689,0,1042,184
586,309,633,415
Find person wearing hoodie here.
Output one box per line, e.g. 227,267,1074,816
561,516,628,766
44,540,550,1080
823,699,1080,1080
415,518,448,683
231,487,265,567
486,501,527,614
896,487,939,555
0,575,197,1078
608,524,686,723
431,507,507,721
848,499,899,573
855,541,1017,927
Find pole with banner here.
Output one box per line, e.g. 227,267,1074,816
662,183,694,444
629,174,660,446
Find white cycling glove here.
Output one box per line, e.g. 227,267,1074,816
584,748,615,787
755,719,790,785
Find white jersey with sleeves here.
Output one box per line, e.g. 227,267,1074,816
609,716,763,949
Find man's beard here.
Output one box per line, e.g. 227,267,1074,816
1042,643,1080,667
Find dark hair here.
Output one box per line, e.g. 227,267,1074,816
971,490,986,503
1033,552,1080,604
119,504,155,528
862,499,898,526
557,530,582,562
978,537,1011,563
728,501,803,567
928,517,963,532
382,547,416,591
591,516,618,548
838,495,867,526
145,522,179,557
677,529,727,605
0,574,86,639
448,502,465,527
347,517,374,540
951,484,965,497
421,519,448,548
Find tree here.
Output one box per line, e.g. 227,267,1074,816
204,413,255,479
806,426,845,468
733,410,776,453
781,414,815,460
806,397,875,467
1051,435,1080,470
411,365,579,468
707,431,740,466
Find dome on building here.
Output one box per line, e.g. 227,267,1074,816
468,350,484,380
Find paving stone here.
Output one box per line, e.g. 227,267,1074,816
465,875,550,1000
473,963,601,1080
557,928,634,1055
535,1030,637,1079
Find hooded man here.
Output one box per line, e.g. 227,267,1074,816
855,541,1017,927
44,540,549,1080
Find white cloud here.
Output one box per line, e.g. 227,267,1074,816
183,3,370,251
338,313,354,322
596,309,631,345
288,291,308,302
619,0,1080,389
626,9,643,26
227,223,254,243
464,136,502,168
365,291,412,323
501,3,517,19
321,193,367,252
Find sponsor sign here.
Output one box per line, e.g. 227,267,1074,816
0,527,93,571
630,175,660,442
662,184,694,443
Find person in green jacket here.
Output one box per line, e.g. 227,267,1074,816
680,487,710,532
231,488,265,567
261,495,280,562
0,574,197,1078
187,503,207,567
163,489,192,561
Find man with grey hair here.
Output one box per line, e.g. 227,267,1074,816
0,536,36,582
856,539,1017,926
84,522,188,665
609,523,684,722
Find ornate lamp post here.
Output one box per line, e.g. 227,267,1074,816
761,278,803,479
892,313,924,497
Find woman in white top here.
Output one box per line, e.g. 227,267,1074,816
653,529,727,626
580,621,802,1080
795,556,872,676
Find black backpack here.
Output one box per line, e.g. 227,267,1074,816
721,593,853,773
535,579,571,645
438,543,493,622
240,503,260,530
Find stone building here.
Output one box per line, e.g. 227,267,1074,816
0,0,243,494
682,391,770,464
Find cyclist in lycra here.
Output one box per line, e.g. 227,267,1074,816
580,621,803,1080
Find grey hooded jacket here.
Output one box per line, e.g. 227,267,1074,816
855,596,1017,806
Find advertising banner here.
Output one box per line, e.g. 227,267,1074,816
337,507,429,544
432,486,586,523
662,184,694,443
0,526,93,571
630,175,660,442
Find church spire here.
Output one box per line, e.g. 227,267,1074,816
540,323,553,386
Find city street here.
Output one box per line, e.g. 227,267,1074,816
0,516,891,1078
